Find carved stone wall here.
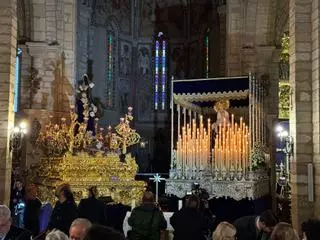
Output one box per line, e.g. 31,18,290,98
0,0,17,205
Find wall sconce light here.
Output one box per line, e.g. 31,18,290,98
10,121,28,152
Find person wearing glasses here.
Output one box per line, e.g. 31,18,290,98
0,205,31,240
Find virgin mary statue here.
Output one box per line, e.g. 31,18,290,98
212,99,230,132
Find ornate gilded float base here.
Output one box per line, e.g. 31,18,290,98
28,153,145,206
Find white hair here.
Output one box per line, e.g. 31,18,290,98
45,230,68,240
0,205,11,219
70,218,92,229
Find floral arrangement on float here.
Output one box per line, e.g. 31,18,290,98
29,74,145,206
250,142,267,171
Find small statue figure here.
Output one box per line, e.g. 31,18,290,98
212,99,230,132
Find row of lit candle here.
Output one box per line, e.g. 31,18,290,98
176,115,211,171
213,115,250,171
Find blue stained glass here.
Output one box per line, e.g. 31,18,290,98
14,48,22,113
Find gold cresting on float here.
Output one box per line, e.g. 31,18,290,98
29,75,145,206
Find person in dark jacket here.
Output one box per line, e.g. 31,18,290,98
233,209,278,240
170,195,208,240
301,218,320,240
0,205,31,240
10,180,25,228
23,184,42,237
77,186,105,225
83,225,125,240
104,200,130,233
128,191,167,240
48,186,77,235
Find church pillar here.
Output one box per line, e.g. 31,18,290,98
25,42,47,109
225,0,242,76
289,0,314,229
0,0,17,205
311,0,320,217
217,4,226,75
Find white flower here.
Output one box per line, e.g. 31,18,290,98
96,141,103,149
81,98,88,104
89,111,95,117
81,93,87,98
89,82,95,88
79,85,83,91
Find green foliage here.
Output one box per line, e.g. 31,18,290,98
250,142,267,171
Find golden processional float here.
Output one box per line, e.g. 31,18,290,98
166,73,270,201
28,75,145,205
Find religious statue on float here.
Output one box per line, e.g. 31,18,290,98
212,99,230,133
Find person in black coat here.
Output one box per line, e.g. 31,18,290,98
170,195,208,240
233,209,278,240
77,186,105,225
23,184,42,237
48,187,77,235
0,205,31,240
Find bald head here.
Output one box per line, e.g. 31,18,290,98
0,205,12,237
0,205,10,219
69,218,91,240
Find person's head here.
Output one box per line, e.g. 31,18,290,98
15,180,23,190
26,184,38,200
83,225,125,240
0,205,11,238
46,229,69,240
142,191,155,204
212,222,236,240
88,186,98,198
69,218,92,240
185,194,200,209
270,222,299,240
59,187,74,203
301,218,320,240
258,210,278,234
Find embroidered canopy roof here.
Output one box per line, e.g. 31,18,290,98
173,76,249,112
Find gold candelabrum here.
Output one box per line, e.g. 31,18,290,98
31,106,145,205
36,107,140,156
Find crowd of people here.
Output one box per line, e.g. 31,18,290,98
3,181,320,240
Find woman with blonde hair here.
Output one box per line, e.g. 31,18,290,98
270,222,299,240
212,222,236,240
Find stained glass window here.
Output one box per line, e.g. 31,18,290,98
14,48,22,113
106,32,116,109
154,32,167,110
204,28,210,78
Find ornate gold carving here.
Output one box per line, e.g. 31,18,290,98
279,82,290,119
29,153,145,205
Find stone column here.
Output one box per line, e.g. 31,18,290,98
226,0,243,76
289,0,314,229
312,0,320,217
217,4,226,75
0,0,17,205
26,42,48,109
